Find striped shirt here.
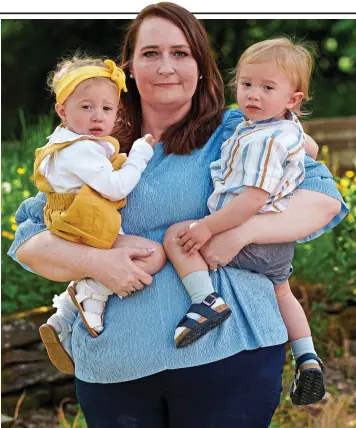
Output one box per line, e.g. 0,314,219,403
208,112,305,214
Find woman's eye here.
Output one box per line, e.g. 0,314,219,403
264,86,274,90
242,82,251,87
82,105,91,110
174,51,188,57
103,107,112,111
143,51,157,57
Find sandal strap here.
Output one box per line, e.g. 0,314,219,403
177,315,199,329
296,353,324,372
75,290,108,305
177,292,223,328
188,303,217,319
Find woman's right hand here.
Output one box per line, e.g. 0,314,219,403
88,246,154,297
16,231,154,297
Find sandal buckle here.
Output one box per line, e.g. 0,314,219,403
203,294,217,307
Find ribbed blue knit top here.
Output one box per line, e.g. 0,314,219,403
8,109,348,383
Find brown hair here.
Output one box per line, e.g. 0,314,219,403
115,2,225,155
236,37,315,116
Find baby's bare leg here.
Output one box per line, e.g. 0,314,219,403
163,221,208,278
113,234,166,276
274,281,311,341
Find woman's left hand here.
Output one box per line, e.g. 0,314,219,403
199,229,246,269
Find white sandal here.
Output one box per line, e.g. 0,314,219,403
67,280,110,338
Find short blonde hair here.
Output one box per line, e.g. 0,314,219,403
47,55,115,97
236,37,315,116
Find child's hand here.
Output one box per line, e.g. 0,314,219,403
142,134,156,148
177,220,212,254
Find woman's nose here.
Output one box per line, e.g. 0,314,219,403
157,55,175,76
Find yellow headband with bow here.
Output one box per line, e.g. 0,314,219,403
55,59,128,104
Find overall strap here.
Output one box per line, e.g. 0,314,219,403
34,135,120,175
34,139,80,175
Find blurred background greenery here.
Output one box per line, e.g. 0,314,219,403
1,18,356,428
2,18,356,140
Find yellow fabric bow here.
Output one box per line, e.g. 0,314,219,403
55,59,128,104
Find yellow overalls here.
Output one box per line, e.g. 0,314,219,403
33,135,127,249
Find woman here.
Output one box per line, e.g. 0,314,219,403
9,3,347,427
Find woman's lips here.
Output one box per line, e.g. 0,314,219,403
154,83,180,88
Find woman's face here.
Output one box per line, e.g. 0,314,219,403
131,17,199,111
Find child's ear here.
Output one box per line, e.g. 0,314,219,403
55,103,67,122
286,92,304,110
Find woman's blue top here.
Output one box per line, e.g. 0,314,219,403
8,109,348,383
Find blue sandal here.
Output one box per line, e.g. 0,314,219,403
174,292,232,348
290,352,325,405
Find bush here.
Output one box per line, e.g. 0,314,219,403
1,113,67,315
293,169,356,306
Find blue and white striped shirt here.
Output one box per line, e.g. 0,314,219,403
208,112,305,214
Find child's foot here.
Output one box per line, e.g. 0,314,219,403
290,353,325,405
39,289,78,374
67,278,112,338
174,292,232,348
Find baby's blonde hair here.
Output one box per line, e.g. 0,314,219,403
47,54,115,97
236,37,315,116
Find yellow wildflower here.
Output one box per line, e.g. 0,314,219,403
11,224,18,231
340,178,349,188
347,214,354,222
7,233,15,240
10,216,16,223
345,170,355,179
2,231,9,238
17,167,26,175
23,190,30,198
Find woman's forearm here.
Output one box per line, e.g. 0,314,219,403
16,230,154,295
200,189,341,268
16,231,98,281
237,189,341,245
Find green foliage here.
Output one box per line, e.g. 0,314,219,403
293,171,356,307
1,114,67,315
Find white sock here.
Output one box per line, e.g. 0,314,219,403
182,271,215,304
290,336,319,366
174,272,225,340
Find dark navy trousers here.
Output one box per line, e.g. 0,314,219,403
76,344,285,428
